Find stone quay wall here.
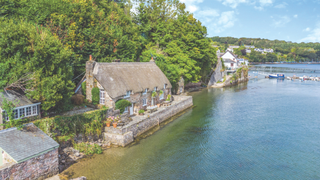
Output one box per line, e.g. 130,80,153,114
104,96,193,147
0,149,59,180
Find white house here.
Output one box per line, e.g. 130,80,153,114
245,45,255,48
221,51,239,69
238,58,249,66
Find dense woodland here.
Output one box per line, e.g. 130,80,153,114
0,0,217,113
211,36,320,63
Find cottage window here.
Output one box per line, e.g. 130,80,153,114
26,107,32,116
13,109,18,119
100,89,105,104
124,106,129,113
142,89,148,95
143,99,147,106
164,84,167,89
125,91,131,98
154,87,157,92
32,106,37,115
19,108,25,118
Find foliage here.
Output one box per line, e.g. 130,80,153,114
212,36,320,62
73,142,103,155
115,99,131,113
81,81,86,96
0,95,19,127
33,109,107,139
91,87,100,105
138,109,145,114
166,94,171,101
0,20,74,113
152,91,157,97
159,90,163,95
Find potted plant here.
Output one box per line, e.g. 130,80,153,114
139,109,145,115
106,121,111,127
106,116,114,127
113,116,120,128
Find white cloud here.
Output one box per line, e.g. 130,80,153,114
293,14,298,18
180,0,204,13
194,10,236,33
301,24,320,42
217,0,249,9
253,0,274,10
274,2,288,8
303,27,311,32
271,15,291,27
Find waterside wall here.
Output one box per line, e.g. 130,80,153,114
103,96,193,147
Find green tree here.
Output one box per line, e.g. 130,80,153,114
0,20,74,112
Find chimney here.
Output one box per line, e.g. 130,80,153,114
86,55,95,102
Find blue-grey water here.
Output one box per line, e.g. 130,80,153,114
63,64,320,180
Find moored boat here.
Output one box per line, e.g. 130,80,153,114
269,74,285,78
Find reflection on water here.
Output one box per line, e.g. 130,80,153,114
62,68,320,180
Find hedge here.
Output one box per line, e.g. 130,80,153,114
33,109,107,142
115,99,131,113
92,87,100,105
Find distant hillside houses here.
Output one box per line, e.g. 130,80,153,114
245,45,255,48
254,48,274,53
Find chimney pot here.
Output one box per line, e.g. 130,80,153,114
89,55,92,61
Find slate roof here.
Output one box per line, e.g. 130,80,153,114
223,59,237,63
0,90,36,107
0,123,59,163
92,62,172,98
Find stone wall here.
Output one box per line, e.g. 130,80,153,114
208,58,225,87
103,96,193,147
0,149,59,180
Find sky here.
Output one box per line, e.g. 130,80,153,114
180,0,320,43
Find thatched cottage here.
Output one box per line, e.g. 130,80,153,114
76,56,172,115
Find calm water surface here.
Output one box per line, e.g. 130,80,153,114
63,66,320,180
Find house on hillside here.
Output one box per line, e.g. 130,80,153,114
238,58,249,66
75,56,172,116
0,91,41,129
0,123,59,179
221,50,239,69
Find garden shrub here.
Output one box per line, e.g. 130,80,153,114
166,94,171,101
139,109,145,114
92,87,100,105
115,99,131,113
73,142,103,155
33,109,107,140
71,94,84,105
82,81,86,96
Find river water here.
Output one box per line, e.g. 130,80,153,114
62,65,320,180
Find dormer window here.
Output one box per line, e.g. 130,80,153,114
164,84,167,89
125,90,131,98
143,88,148,95
154,87,157,92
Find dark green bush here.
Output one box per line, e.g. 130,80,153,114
82,81,86,96
115,99,132,113
139,109,145,114
92,87,100,105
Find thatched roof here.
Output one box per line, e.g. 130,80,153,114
93,62,172,98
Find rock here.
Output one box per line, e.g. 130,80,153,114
70,176,87,180
75,152,80,157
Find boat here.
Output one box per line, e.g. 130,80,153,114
269,74,285,79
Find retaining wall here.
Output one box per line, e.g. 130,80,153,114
104,96,193,147
0,149,59,180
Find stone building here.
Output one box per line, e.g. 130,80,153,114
0,123,59,179
0,90,41,129
76,56,172,115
